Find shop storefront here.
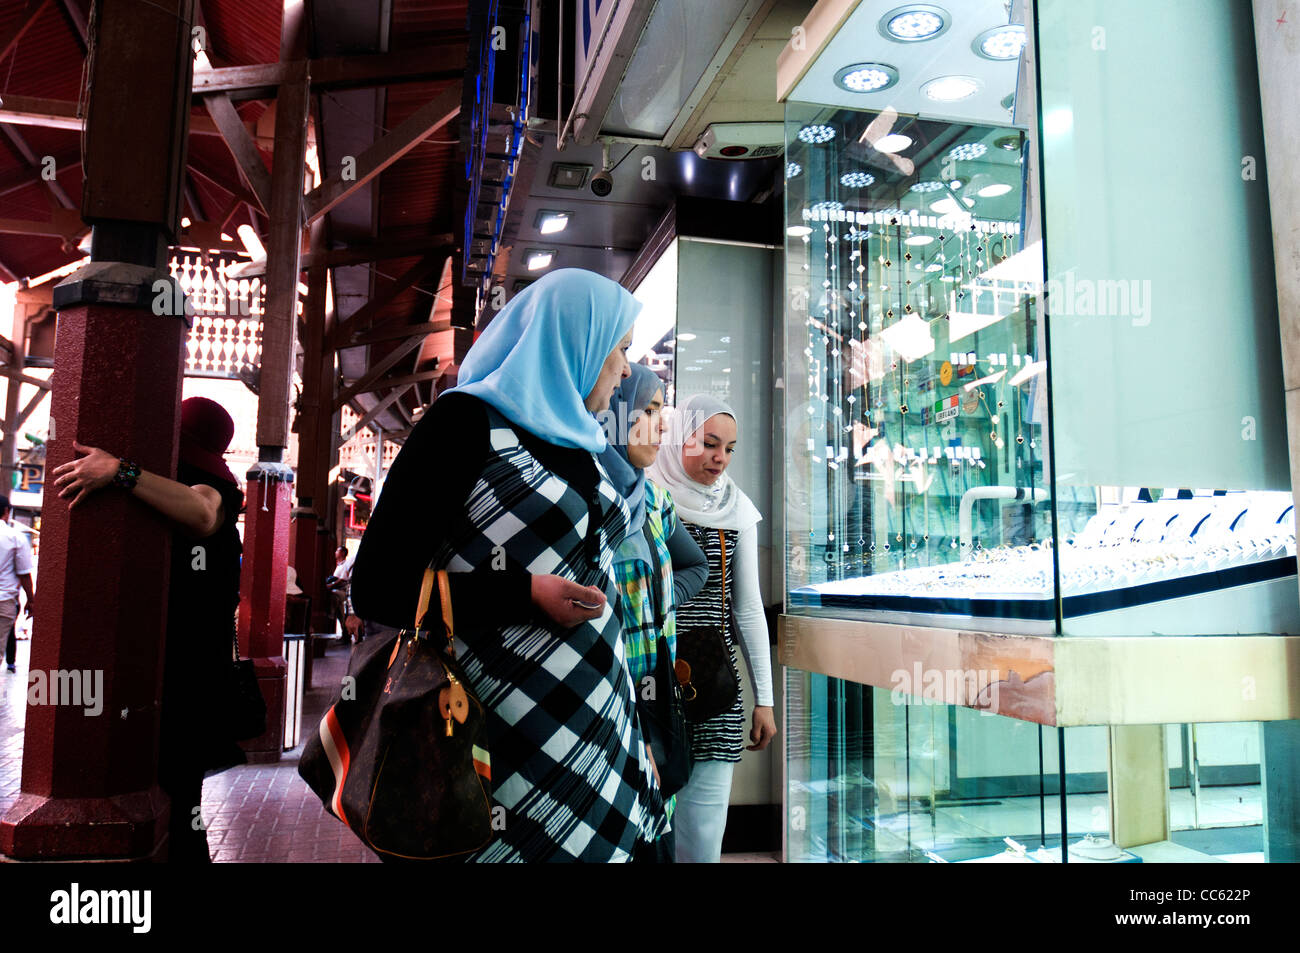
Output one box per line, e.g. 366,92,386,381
776,0,1300,862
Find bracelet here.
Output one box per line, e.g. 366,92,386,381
113,459,141,490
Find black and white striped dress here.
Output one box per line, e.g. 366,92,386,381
430,407,668,861
676,524,746,762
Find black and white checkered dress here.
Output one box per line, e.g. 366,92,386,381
430,408,668,861
676,525,746,762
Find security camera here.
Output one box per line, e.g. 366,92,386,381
591,140,614,196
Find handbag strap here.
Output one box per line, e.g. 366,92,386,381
413,568,456,653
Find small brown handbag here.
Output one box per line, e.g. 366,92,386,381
675,530,741,723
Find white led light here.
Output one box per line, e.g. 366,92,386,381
929,197,962,215
834,63,900,93
810,200,845,213
526,250,554,271
975,24,1027,60
537,211,569,234
947,142,988,162
904,235,935,246
840,171,876,188
923,75,982,102
787,225,813,238
786,162,803,179
925,263,943,272
797,124,836,144
977,183,1013,198
910,180,945,193
872,133,913,154
887,10,945,39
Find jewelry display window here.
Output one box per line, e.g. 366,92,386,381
783,100,1057,631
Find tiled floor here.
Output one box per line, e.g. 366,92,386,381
0,637,771,863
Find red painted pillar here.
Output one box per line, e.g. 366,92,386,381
0,266,186,860
237,463,293,762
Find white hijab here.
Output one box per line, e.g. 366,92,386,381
647,394,762,532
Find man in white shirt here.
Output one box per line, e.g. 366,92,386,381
0,495,35,674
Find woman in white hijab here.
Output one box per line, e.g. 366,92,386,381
647,394,776,863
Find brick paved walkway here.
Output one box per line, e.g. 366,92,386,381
0,636,776,863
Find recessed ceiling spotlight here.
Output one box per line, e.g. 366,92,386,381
946,142,988,162
922,75,982,102
786,161,803,178
948,179,964,190
878,4,950,42
535,209,571,234
526,249,555,271
797,123,836,144
994,134,1020,151
810,200,845,213
977,183,1012,198
974,24,1027,60
840,171,876,188
873,133,913,153
834,63,900,93
910,180,945,193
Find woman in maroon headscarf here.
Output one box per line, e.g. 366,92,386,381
51,396,246,863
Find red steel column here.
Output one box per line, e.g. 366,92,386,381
0,268,187,860
237,464,293,762
1,0,195,862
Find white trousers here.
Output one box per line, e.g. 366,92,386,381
673,760,736,863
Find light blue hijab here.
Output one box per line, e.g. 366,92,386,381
448,268,642,452
599,364,663,561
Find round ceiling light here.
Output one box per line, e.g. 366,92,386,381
878,5,950,42
977,183,1012,198
994,134,1020,151
872,133,913,153
946,142,988,162
922,75,982,103
925,263,943,272
929,197,962,215
975,24,1027,60
834,63,900,94
810,200,845,214
797,123,836,144
910,180,945,193
840,171,876,188
786,161,803,179
787,225,813,238
904,235,935,246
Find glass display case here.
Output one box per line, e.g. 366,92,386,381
776,0,1300,864
780,4,1297,638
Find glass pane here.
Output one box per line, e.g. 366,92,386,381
783,100,1053,632
785,671,1110,862
1034,0,1299,635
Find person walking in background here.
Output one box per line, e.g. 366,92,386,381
351,268,667,862
647,394,777,863
0,496,35,674
602,365,708,863
50,396,247,862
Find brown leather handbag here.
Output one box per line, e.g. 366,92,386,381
299,569,494,860
674,530,741,723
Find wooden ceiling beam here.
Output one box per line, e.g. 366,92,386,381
202,93,273,214
191,44,465,98
333,369,440,412
303,84,461,224
0,0,53,66
300,235,455,270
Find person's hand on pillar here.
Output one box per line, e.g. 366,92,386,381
50,442,119,506
52,441,225,538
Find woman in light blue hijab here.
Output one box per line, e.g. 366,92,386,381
450,268,642,452
352,268,669,862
